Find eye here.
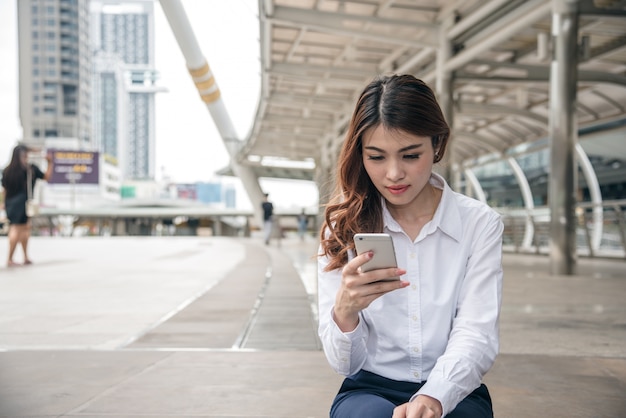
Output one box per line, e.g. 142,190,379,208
403,154,421,160
366,155,384,161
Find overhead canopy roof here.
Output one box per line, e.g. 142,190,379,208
234,0,626,181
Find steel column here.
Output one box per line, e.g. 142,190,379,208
548,0,580,275
436,15,456,186
159,0,266,227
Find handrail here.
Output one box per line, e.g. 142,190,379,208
497,200,626,259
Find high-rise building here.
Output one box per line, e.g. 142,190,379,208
17,0,92,148
90,0,163,181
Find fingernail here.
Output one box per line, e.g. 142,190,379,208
367,251,373,259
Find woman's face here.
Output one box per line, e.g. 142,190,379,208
19,150,28,167
362,125,435,210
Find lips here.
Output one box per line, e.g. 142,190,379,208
387,185,409,195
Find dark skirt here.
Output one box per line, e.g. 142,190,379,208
331,370,493,418
5,191,28,225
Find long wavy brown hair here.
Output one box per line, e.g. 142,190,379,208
319,74,450,271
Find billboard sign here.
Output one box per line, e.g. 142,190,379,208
49,150,100,184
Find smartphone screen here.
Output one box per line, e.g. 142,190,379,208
353,233,398,273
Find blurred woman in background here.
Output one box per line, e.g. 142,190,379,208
1,144,53,267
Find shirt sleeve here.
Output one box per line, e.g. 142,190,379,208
32,164,45,180
414,211,504,416
317,247,370,376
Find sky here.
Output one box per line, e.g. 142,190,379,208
0,0,318,211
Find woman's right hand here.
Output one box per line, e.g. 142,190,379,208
333,251,408,332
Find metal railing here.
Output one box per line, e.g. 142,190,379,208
498,199,626,259
8,197,625,260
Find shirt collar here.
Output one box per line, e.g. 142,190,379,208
382,172,463,243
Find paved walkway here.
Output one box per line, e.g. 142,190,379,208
0,235,624,417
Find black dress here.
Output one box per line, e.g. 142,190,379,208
2,164,44,225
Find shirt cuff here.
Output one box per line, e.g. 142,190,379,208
331,309,366,340
411,378,464,417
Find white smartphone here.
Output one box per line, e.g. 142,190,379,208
353,233,398,274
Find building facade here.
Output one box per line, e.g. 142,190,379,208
90,0,163,181
17,0,92,149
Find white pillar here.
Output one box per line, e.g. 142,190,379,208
159,0,266,226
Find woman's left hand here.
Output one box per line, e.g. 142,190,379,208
393,395,442,418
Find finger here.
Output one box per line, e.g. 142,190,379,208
343,250,374,275
391,404,406,418
362,277,408,297
363,267,407,284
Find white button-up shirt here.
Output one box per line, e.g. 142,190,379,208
317,173,504,416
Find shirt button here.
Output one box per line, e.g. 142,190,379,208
410,253,416,259
411,284,417,290
413,372,420,378
413,347,419,353
412,315,418,321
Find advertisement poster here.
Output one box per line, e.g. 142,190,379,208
48,150,100,184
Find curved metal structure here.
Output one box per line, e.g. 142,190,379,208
158,1,626,273
249,0,625,170
249,0,626,274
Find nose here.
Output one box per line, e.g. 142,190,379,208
385,158,404,182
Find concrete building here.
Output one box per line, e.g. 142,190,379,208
90,0,164,181
17,0,92,148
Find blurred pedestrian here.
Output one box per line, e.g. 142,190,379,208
297,208,308,241
1,145,53,267
261,193,274,245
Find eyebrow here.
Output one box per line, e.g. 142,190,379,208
363,143,424,153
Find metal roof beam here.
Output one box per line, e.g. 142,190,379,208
579,1,626,17
270,62,375,80
272,5,438,30
269,6,438,48
423,0,552,83
458,58,626,86
457,102,549,125
269,92,348,106
453,130,502,154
